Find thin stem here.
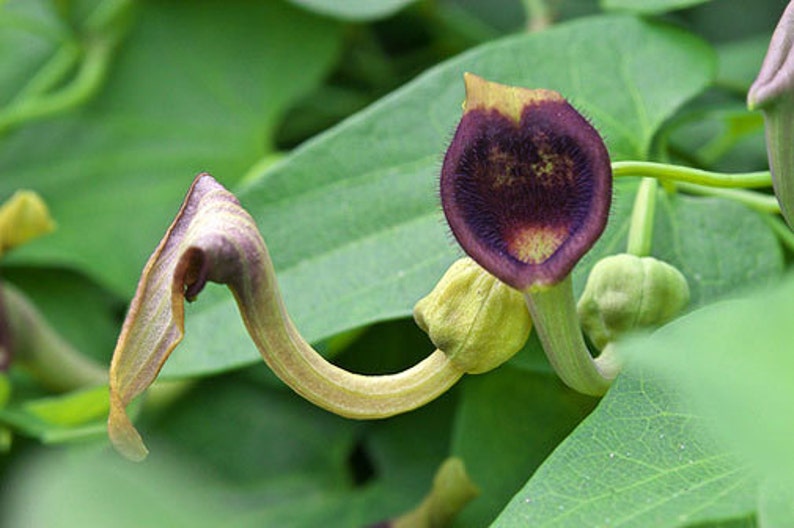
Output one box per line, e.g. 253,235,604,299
612,161,772,189
762,214,794,252
626,177,658,256
523,276,616,396
0,36,114,133
11,42,81,102
522,0,553,32
675,181,781,214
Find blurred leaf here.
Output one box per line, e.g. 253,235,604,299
493,363,757,527
664,105,767,172
22,384,107,426
451,367,596,527
1,448,236,528
0,385,108,443
147,376,359,486
600,0,712,14
0,0,344,296
629,274,794,495
163,15,716,378
287,0,416,21
758,476,794,528
716,34,770,92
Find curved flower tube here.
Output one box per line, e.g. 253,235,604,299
108,174,463,461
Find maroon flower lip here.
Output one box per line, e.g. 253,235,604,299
441,74,612,290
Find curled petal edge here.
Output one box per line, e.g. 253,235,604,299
107,174,463,461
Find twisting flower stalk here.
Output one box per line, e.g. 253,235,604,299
108,175,467,461
441,73,614,396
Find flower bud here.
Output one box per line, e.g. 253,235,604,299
577,254,689,349
748,2,794,227
440,73,612,290
413,257,531,374
0,190,56,258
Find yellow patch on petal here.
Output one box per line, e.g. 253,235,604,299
463,72,564,123
507,225,568,264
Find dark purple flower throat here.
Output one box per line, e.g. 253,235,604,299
441,74,612,290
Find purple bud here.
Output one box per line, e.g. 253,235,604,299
441,74,612,290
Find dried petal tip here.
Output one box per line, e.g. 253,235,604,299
441,73,612,290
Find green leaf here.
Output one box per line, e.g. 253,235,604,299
451,367,596,527
717,35,771,93
164,15,716,378
148,375,358,486
493,363,757,527
651,193,783,307
1,448,238,528
629,274,794,497
0,0,343,296
600,0,712,15
287,0,416,21
0,385,109,443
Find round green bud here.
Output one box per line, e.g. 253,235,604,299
413,257,532,374
577,254,690,349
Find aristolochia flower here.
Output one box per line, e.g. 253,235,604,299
748,1,794,228
440,73,612,291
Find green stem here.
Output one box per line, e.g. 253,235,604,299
1,283,106,391
626,177,657,256
12,42,81,102
612,161,771,189
762,214,794,253
522,0,552,32
0,36,114,133
392,458,479,528
523,276,616,396
675,181,781,214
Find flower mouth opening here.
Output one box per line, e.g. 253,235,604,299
440,75,612,290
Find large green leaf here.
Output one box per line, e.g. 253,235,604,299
629,274,794,502
162,15,717,378
493,363,757,527
0,0,343,296
451,367,596,527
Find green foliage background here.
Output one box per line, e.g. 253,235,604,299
0,0,791,526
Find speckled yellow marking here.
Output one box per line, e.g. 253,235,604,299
507,225,569,264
